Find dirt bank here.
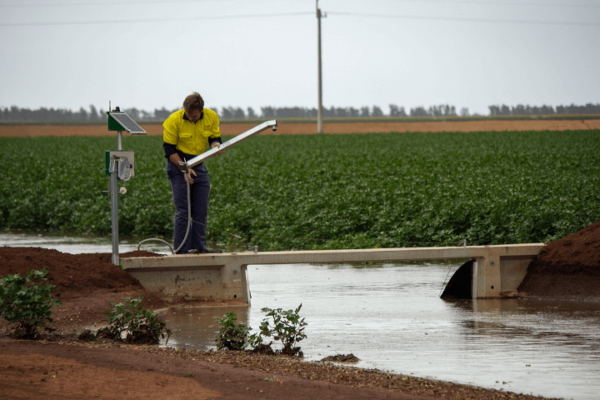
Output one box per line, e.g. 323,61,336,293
519,222,600,301
1,118,599,137
0,247,167,332
0,339,557,400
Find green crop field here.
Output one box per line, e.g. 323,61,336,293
1,130,598,251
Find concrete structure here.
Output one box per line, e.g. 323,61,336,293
122,244,545,304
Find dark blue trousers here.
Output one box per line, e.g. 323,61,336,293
166,160,210,253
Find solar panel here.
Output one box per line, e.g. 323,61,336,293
109,112,146,135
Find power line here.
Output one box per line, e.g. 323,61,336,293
1,0,598,8
0,0,234,7
0,8,597,28
328,11,600,27
382,0,600,9
0,11,313,27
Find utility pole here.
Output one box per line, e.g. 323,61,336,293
316,0,324,134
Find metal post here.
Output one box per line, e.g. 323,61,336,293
114,129,122,265
316,0,324,134
110,158,119,266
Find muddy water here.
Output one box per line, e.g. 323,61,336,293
0,232,171,254
2,232,599,399
164,263,600,400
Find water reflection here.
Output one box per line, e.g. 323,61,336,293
161,306,250,350
450,298,600,357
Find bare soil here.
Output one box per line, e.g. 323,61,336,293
1,119,599,137
0,338,558,400
519,221,600,301
0,246,559,399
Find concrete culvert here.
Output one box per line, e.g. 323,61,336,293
441,260,473,299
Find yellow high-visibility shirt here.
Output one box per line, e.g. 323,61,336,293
163,108,221,156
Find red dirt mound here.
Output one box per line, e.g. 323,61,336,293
0,247,161,299
0,247,167,331
518,222,600,300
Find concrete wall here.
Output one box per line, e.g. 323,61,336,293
121,244,545,304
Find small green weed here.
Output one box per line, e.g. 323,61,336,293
98,296,171,344
249,304,307,356
0,269,62,339
214,311,250,350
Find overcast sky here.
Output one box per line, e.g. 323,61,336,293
0,0,598,115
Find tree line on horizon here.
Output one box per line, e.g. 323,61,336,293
1,103,599,122
488,103,600,116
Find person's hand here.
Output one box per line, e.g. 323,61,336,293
211,142,225,155
185,168,197,184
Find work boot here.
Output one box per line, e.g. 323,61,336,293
199,248,223,254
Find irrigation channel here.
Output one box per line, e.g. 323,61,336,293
2,232,600,400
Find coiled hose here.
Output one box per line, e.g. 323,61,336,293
137,171,192,255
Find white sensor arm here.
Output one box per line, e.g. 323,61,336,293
186,120,277,169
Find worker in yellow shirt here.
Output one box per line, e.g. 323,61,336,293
163,92,223,254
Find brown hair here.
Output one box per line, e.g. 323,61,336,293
183,92,204,111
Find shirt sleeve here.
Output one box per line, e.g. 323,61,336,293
209,112,221,140
163,142,178,158
209,137,222,146
163,115,179,145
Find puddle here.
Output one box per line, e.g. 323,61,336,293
0,231,171,255
0,231,244,255
161,306,249,350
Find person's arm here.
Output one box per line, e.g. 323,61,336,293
210,140,224,154
163,118,196,183
163,116,180,160
208,112,224,155
168,152,183,165
167,151,197,184
163,142,177,159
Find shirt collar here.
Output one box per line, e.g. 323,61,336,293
183,110,204,122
